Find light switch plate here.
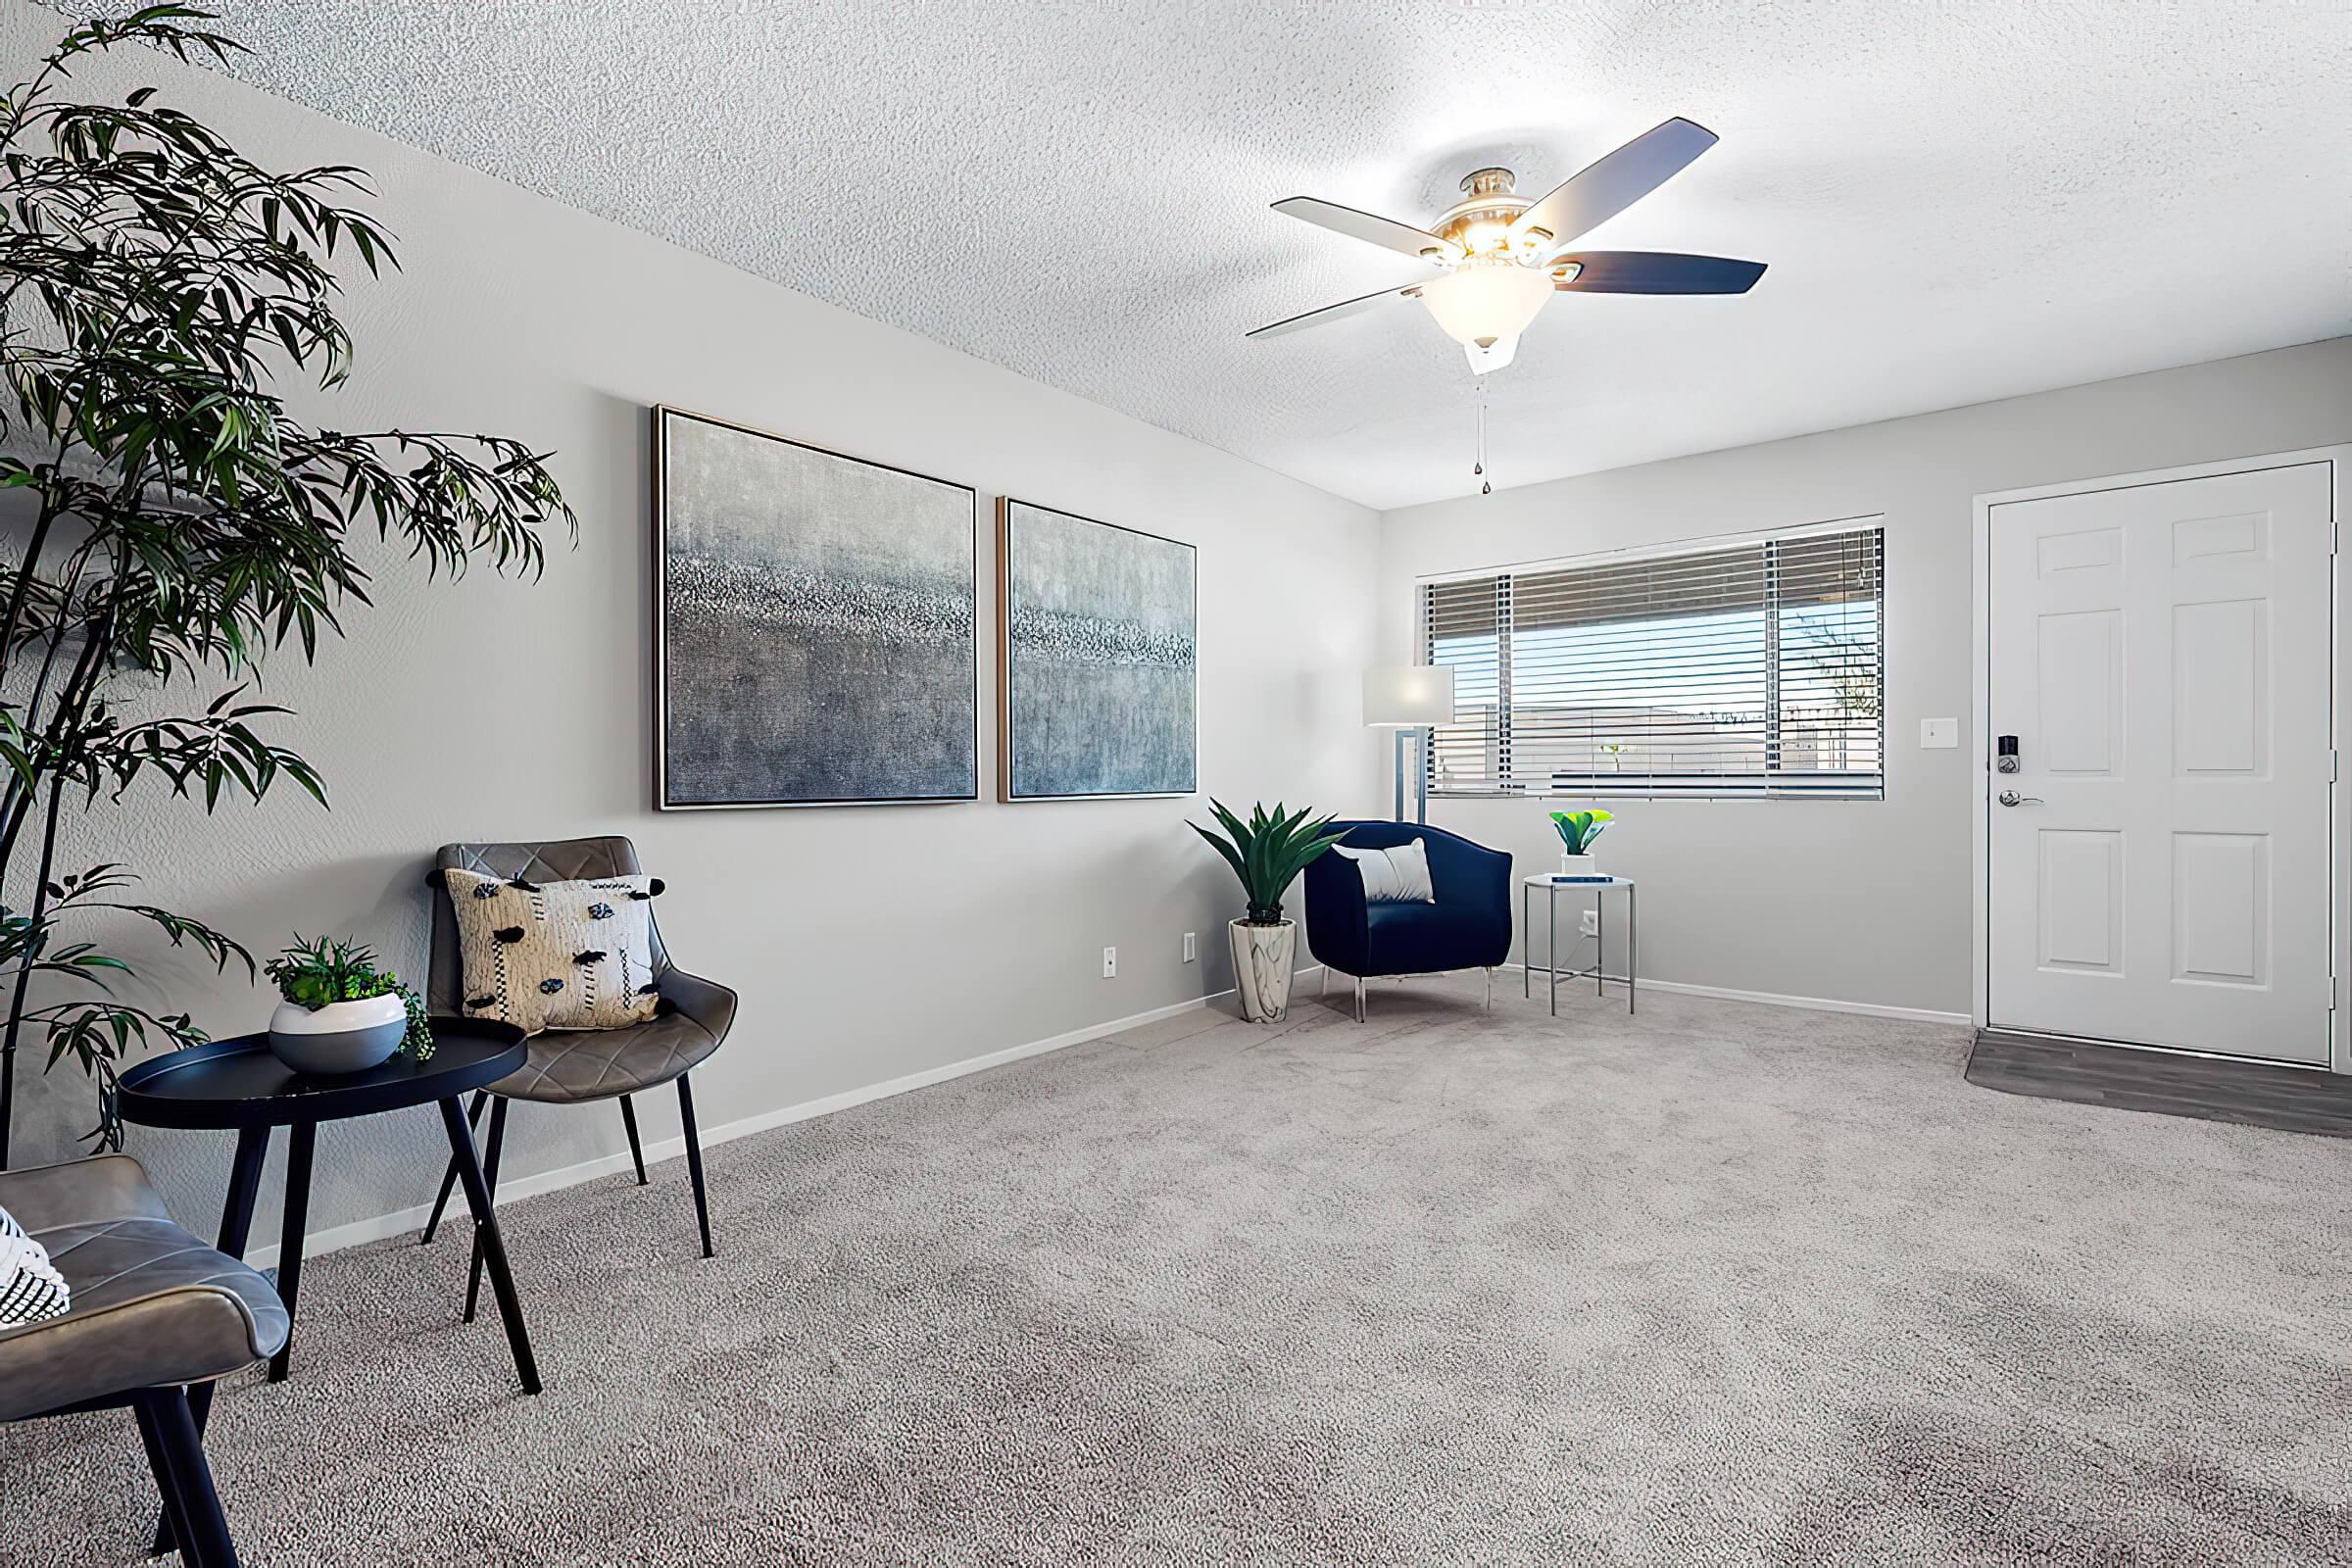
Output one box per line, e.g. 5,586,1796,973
1919,717,1959,749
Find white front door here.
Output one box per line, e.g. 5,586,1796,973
1987,462,2335,1063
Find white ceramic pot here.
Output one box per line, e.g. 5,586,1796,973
1230,918,1298,1023
1559,852,1600,876
268,992,407,1075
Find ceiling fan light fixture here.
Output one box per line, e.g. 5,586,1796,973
1419,263,1552,353
1462,335,1518,374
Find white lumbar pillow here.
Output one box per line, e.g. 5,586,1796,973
1335,839,1437,904
0,1204,70,1326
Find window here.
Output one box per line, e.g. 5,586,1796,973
1422,522,1884,800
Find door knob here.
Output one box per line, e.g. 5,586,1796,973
1997,790,2043,807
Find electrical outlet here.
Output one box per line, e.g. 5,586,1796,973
1102,946,1117,978
1579,910,1600,938
1182,932,1197,963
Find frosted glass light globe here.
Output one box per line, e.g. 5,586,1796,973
1419,263,1552,350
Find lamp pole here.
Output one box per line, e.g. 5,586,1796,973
1364,666,1454,826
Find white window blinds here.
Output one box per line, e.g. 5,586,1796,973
1421,524,1885,799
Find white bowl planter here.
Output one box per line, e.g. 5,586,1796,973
1230,918,1298,1023
1558,852,1601,876
268,992,407,1075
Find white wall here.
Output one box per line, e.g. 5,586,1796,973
1378,338,2352,1017
0,4,1381,1242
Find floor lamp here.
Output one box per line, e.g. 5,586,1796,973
1363,665,1456,824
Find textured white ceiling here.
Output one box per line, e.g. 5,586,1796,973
48,0,2351,509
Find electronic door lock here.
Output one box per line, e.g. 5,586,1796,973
1995,734,2020,774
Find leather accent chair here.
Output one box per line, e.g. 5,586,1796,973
1,1154,287,1567
1303,821,1514,1020
416,838,737,1314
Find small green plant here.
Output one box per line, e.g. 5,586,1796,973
263,937,431,1060
1188,800,1350,925
1549,808,1614,856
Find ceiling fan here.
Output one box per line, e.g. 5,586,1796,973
1249,117,1765,373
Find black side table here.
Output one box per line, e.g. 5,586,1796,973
117,1019,540,1396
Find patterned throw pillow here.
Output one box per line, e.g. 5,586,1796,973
1,1204,70,1326
444,870,664,1035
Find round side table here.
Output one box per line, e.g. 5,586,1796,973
117,1019,539,1396
1521,873,1638,1017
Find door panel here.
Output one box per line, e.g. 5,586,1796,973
2037,829,2124,972
2172,600,2265,775
1988,462,2333,1063
2037,612,2123,775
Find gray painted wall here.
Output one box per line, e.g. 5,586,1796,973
1377,337,2352,1017
0,5,1381,1242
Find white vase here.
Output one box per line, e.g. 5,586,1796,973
1559,851,1600,877
268,991,407,1075
1229,918,1298,1023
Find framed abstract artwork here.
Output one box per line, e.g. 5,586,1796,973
654,407,978,808
996,497,1198,801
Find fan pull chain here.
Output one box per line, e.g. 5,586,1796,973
1474,375,1492,495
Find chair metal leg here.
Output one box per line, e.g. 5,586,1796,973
619,1095,649,1186
1319,966,1327,1000
677,1073,713,1259
135,1390,195,1562
1485,967,1494,1010
1353,976,1365,1024
464,1098,509,1325
135,1386,239,1568
156,1125,270,1555
420,1091,488,1245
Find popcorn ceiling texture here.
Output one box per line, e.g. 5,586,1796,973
36,0,2352,509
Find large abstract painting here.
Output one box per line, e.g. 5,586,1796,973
997,498,1197,801
656,408,977,808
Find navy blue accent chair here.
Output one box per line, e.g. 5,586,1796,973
1304,821,1513,1019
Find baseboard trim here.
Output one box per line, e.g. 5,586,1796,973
243,977,1286,1270
1499,964,1968,1027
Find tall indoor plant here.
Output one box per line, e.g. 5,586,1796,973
0,7,573,1160
1189,800,1348,1023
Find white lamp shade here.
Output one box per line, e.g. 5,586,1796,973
1363,665,1456,727
1420,264,1552,350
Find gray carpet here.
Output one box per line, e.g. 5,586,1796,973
6,979,2348,1566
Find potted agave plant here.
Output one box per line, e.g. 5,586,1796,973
263,938,433,1076
1189,801,1349,1023
1549,808,1614,876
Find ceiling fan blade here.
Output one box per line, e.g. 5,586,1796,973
1272,196,1457,262
1245,282,1421,339
1510,117,1720,251
1551,251,1765,295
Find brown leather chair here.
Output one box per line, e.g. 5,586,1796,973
416,838,736,1315
0,1154,287,1567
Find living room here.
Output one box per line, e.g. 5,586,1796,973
2,3,2347,1564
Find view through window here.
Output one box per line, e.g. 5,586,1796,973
1421,524,1885,798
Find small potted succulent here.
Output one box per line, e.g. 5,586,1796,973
1189,800,1349,1023
263,937,433,1075
1549,808,1614,876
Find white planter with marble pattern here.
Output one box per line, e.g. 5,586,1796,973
1230,918,1298,1023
